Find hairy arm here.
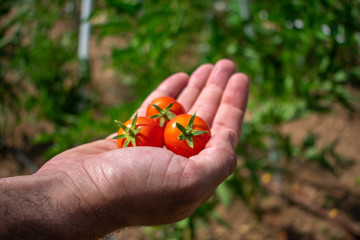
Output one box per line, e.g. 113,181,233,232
0,174,111,240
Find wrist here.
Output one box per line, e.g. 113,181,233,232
0,173,102,239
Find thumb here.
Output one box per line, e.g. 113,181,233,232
191,130,238,187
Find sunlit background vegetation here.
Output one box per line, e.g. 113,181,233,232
1,0,360,239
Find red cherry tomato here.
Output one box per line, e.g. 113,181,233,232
114,115,164,148
146,96,185,128
164,113,211,158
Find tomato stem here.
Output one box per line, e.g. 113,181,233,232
148,102,176,127
113,113,141,147
176,113,208,148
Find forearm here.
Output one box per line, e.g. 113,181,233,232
0,174,102,240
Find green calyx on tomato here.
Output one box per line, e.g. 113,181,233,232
148,102,176,128
164,113,211,157
113,113,141,148
175,113,209,148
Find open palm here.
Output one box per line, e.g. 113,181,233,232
36,59,249,237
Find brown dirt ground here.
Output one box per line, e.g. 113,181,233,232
1,32,360,240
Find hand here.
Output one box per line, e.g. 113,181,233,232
1,59,249,240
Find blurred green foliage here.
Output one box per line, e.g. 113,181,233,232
1,0,359,239
0,0,110,156
1,0,78,124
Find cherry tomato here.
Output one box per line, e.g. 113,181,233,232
114,114,164,148
146,96,185,128
164,113,211,158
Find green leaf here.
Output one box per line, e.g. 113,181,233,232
114,120,128,130
216,182,232,208
186,135,194,148
151,103,164,113
167,111,176,120
174,218,189,229
105,0,141,14
187,113,196,129
164,101,174,111
178,134,186,141
355,176,360,186
192,130,208,136
112,134,127,139
130,138,136,147
333,71,347,83
302,132,316,149
160,117,166,128
130,113,138,131
134,128,141,135
148,114,162,119
123,138,131,148
149,102,176,127
176,122,187,134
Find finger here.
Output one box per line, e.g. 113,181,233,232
136,72,189,117
191,130,238,187
177,63,214,111
188,59,236,126
211,73,249,148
